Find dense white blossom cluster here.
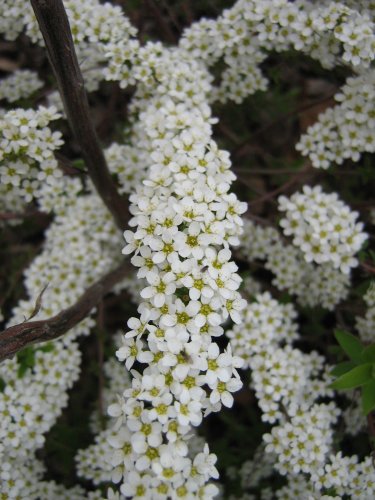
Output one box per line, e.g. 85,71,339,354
0,0,137,92
0,70,43,103
278,185,368,273
227,292,332,423
0,106,63,214
105,143,148,196
239,219,351,309
0,182,124,499
105,43,247,497
264,403,340,476
297,70,375,168
0,0,374,498
227,291,375,498
179,0,375,104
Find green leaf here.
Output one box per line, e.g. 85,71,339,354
330,363,373,390
39,342,55,353
0,377,5,392
330,361,357,377
72,159,86,170
362,344,375,363
16,346,36,378
362,379,375,415
334,329,364,363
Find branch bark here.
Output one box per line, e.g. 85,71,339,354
30,0,129,230
0,262,129,362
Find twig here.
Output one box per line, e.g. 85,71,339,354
233,92,336,159
97,301,105,426
361,262,375,275
159,0,182,33
0,262,129,362
143,0,178,44
30,0,129,230
0,211,46,221
234,167,303,176
247,164,312,207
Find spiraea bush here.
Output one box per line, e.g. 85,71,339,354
0,1,374,499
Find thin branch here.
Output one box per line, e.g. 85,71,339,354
143,0,178,44
30,0,129,230
0,262,129,362
361,262,375,275
247,164,312,207
97,301,105,427
234,167,303,176
233,92,336,159
0,211,46,221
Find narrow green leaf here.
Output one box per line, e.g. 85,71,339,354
39,342,55,353
330,361,357,377
16,346,36,378
362,344,375,363
362,379,375,415
330,363,373,390
334,329,364,363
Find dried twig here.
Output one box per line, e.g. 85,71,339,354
0,262,129,362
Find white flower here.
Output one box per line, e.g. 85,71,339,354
181,268,214,301
205,343,232,385
209,375,242,408
193,444,219,480
174,400,203,426
140,271,176,307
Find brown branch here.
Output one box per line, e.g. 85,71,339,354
97,300,105,426
144,0,178,44
361,262,375,275
247,164,312,208
0,210,47,221
0,262,129,362
233,92,336,160
234,167,303,176
30,0,129,230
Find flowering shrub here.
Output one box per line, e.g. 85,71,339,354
0,1,374,499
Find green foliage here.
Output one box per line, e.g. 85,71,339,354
331,330,375,415
334,329,364,363
17,346,37,378
16,343,55,378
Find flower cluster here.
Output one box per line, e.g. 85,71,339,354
104,44,247,497
179,0,375,105
0,70,43,103
0,0,374,498
105,142,148,195
0,0,137,92
278,185,368,273
264,403,340,476
227,286,375,498
239,219,351,309
227,292,332,423
0,106,63,212
297,70,375,168
0,181,123,499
